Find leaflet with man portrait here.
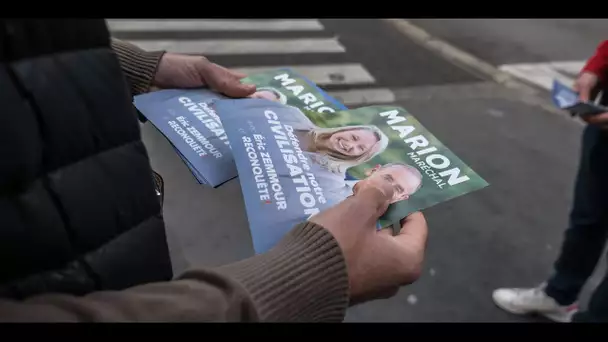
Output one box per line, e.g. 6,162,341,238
215,99,489,254
133,69,347,187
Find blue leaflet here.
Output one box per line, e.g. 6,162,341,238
552,79,608,116
216,99,338,253
552,79,579,109
134,89,234,187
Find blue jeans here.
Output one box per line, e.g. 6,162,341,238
544,118,608,322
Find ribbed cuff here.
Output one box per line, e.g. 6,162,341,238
110,38,165,96
216,222,349,322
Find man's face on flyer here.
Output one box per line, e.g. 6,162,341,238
359,165,421,204
328,128,377,158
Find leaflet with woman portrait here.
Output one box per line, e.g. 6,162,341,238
215,99,489,254
133,69,347,186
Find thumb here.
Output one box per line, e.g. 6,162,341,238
392,212,428,282
394,212,428,250
353,181,393,216
583,112,608,125
578,86,591,102
229,69,249,79
222,82,257,98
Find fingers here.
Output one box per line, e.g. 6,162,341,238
200,63,257,98
229,69,249,79
574,77,591,102
352,183,393,216
581,112,608,125
575,72,600,102
376,212,428,248
310,186,392,242
221,82,257,98
578,86,591,102
353,179,394,204
394,212,428,251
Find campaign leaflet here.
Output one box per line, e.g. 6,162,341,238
552,79,608,117
215,99,489,254
133,68,348,187
134,88,232,186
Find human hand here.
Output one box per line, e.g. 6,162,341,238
573,71,608,126
153,53,256,98
309,181,428,305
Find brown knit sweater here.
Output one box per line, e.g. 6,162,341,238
0,39,349,322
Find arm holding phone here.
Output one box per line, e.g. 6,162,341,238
573,40,608,126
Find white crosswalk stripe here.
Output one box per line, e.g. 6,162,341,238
107,19,326,32
499,61,586,91
107,19,395,106
127,38,346,55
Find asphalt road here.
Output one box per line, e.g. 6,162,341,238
408,19,608,65
112,19,602,322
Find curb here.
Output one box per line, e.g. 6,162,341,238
384,19,574,120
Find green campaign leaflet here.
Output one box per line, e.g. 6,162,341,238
215,99,489,253
303,105,489,228
240,69,347,115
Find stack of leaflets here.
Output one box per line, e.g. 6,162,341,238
134,69,347,186
134,69,489,254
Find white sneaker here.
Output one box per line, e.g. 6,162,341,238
492,284,579,323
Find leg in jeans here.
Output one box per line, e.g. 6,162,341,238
544,124,608,308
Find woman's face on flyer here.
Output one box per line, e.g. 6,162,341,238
328,128,377,157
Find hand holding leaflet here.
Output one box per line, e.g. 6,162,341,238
133,68,348,187
552,79,608,117
308,185,429,304
215,98,488,254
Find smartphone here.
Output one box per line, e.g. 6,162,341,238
566,101,608,117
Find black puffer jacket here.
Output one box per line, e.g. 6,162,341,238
0,19,173,299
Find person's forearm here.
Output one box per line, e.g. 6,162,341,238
110,38,165,96
0,222,349,322
217,221,349,321
0,268,258,322
582,40,608,82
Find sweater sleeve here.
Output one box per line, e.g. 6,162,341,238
0,222,349,322
110,38,165,96
582,40,608,83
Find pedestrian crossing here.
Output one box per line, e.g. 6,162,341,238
128,37,346,55
107,19,325,32
107,19,395,106
498,61,586,91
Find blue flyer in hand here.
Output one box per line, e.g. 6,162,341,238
552,79,608,116
134,89,235,186
552,79,579,109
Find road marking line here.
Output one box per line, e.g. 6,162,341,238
328,88,395,105
550,61,586,77
106,19,325,32
384,18,570,118
235,64,376,86
498,61,584,91
124,38,345,55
